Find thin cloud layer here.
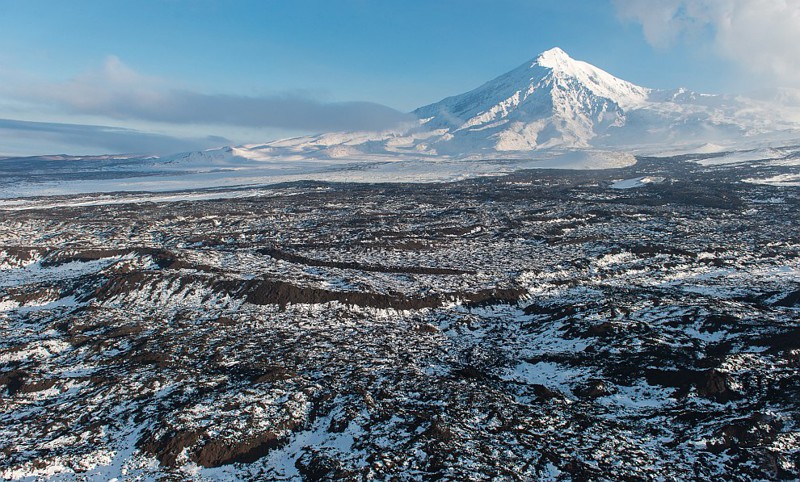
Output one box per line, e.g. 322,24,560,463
19,57,414,132
614,0,800,87
0,118,230,156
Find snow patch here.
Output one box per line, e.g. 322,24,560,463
610,176,665,189
744,174,800,186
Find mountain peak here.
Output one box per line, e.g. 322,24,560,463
530,48,652,110
535,47,572,68
413,47,654,151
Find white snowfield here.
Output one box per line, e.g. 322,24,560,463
0,148,638,202
610,176,666,190
1,47,799,201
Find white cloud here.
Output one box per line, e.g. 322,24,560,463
43,56,169,114
12,56,413,132
0,117,230,156
614,0,800,87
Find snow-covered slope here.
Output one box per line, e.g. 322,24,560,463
414,47,650,151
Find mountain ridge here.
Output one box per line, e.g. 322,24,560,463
213,47,799,162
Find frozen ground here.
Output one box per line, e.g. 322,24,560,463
2,143,799,206
1,153,799,480
0,148,637,201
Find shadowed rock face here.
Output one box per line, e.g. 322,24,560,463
644,368,741,403
258,247,475,275
137,427,287,468
1,155,799,480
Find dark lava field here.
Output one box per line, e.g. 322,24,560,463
1,154,799,480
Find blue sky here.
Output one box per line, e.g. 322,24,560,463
0,0,795,156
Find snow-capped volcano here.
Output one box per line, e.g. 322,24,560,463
223,47,799,162
414,47,650,151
